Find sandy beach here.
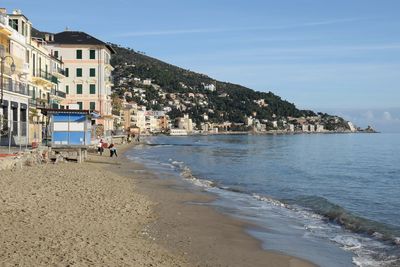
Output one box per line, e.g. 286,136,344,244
0,144,315,266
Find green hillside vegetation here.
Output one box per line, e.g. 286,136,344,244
110,44,348,130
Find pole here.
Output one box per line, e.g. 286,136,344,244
8,119,12,153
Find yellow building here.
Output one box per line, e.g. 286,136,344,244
1,9,66,146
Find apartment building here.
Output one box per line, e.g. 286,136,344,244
45,31,116,136
0,9,30,146
6,9,66,145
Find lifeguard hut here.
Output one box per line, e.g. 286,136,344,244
41,108,94,163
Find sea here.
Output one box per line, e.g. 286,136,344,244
126,133,400,267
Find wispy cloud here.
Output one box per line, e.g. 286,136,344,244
116,17,367,37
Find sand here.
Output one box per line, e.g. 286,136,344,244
0,144,316,266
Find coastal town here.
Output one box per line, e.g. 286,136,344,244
0,8,373,151
0,3,396,267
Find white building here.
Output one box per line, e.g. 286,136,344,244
0,9,30,146
143,79,152,86
177,114,193,133
347,121,356,132
203,83,216,92
316,125,325,132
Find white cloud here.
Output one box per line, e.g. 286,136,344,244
383,111,393,121
115,17,368,37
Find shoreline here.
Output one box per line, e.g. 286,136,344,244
155,130,378,137
114,143,316,266
0,142,316,266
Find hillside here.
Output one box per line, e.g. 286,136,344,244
110,44,350,131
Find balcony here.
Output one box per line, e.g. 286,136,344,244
52,67,66,79
29,98,49,109
32,70,55,87
50,89,66,99
55,90,66,98
2,78,29,97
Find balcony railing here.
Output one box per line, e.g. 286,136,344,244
50,88,66,99
1,78,29,96
29,98,49,108
56,67,66,76
34,70,53,82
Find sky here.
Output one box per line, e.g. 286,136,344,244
2,0,400,132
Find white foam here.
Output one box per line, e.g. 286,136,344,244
331,235,362,250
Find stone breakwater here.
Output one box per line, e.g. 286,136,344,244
0,148,51,171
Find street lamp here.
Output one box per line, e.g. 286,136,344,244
0,55,16,105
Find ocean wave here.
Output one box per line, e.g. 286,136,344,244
290,196,400,246
127,152,400,267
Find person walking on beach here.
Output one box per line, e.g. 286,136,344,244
97,139,104,156
109,143,118,157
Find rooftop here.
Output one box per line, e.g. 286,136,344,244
32,28,116,54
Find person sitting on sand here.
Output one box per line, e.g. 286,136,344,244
97,139,104,156
109,143,117,157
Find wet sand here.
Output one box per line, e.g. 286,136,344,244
0,143,316,266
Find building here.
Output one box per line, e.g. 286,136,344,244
176,114,193,133
347,121,356,132
203,83,216,92
0,9,30,146
45,31,116,137
316,125,324,132
5,9,67,146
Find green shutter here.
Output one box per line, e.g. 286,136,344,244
76,68,82,77
77,102,83,110
65,68,69,77
90,84,96,94
54,51,58,58
77,84,83,94
90,68,96,77
76,50,82,59
90,102,96,111
90,50,96,59
66,85,69,94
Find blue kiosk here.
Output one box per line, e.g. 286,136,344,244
42,109,94,162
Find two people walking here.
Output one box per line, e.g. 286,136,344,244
97,139,117,157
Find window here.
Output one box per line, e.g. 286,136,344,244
32,54,36,76
76,84,83,94
90,50,96,59
89,68,96,77
9,19,18,31
66,85,69,94
89,84,96,94
22,21,25,36
26,50,29,64
54,51,59,59
89,102,96,111
76,49,82,59
76,68,82,77
77,102,83,110
65,68,69,77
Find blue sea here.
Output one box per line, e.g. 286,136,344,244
126,133,400,267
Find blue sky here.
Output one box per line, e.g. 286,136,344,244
2,0,400,131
